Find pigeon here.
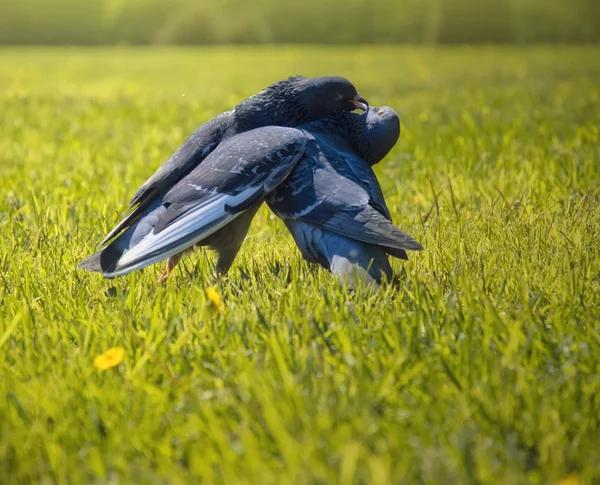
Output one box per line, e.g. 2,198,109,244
97,76,367,249
78,106,421,285
80,75,368,280
267,106,423,288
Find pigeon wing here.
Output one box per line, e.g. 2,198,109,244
105,126,307,276
318,205,423,253
270,142,422,254
98,112,230,247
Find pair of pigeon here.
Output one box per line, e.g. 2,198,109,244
79,76,423,288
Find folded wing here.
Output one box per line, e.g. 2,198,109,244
80,126,307,278
269,142,422,256
99,112,230,247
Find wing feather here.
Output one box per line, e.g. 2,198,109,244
269,135,422,257
82,126,307,277
97,113,229,247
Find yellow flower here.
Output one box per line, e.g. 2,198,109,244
94,347,125,370
205,286,224,312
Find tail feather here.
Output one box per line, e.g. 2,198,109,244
97,203,147,248
320,206,423,254
385,247,408,260
78,251,102,273
78,194,246,278
78,200,167,278
78,242,125,278
286,221,392,289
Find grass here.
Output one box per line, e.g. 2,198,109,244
0,45,599,484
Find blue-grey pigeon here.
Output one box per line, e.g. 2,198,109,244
96,76,366,248
78,106,421,286
80,75,367,280
268,106,423,288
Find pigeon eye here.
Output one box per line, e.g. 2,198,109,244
335,94,344,101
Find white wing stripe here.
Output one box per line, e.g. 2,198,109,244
116,186,261,269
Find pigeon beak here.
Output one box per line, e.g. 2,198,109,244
350,94,369,112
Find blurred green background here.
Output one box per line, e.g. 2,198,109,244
0,0,598,45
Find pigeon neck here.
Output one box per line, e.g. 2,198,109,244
234,81,308,129
329,113,376,163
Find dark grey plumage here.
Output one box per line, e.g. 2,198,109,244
268,106,422,288
79,107,421,284
97,76,367,247
79,75,369,279
79,127,310,278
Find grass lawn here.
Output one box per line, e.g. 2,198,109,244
0,46,599,484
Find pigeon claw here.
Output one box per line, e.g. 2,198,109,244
157,253,183,284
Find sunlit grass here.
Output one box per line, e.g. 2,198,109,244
0,46,599,484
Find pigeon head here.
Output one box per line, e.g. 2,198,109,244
235,75,368,128
295,76,368,120
351,106,400,166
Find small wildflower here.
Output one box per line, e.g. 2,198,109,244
94,347,125,370
206,287,224,312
